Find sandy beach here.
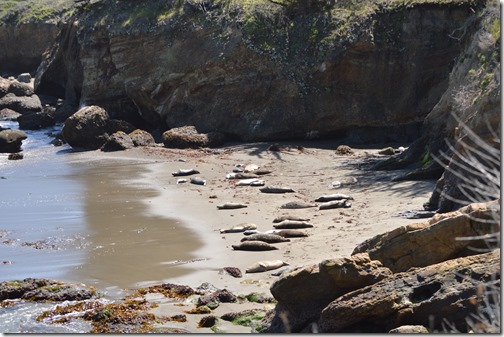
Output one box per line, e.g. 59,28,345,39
84,140,436,332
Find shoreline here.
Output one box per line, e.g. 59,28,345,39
86,140,436,293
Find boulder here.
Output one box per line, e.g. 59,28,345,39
16,73,32,83
351,200,500,273
266,253,392,332
107,119,136,134
101,131,134,152
62,105,110,150
0,93,42,114
317,250,500,333
0,129,27,153
54,103,77,123
0,278,96,302
0,77,9,98
0,108,21,121
162,125,225,149
17,110,55,130
129,129,155,147
8,81,34,97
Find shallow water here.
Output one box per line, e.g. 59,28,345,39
0,121,203,294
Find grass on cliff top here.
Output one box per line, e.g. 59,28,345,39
0,0,75,23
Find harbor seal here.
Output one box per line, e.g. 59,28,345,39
318,199,352,210
240,233,290,243
274,229,309,238
190,177,207,186
273,220,314,229
314,193,354,202
260,186,295,194
226,173,259,179
272,215,310,223
172,168,200,176
236,178,265,186
280,201,317,209
245,260,289,273
232,241,279,251
219,223,257,233
217,202,248,210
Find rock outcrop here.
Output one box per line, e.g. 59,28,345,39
0,128,27,153
374,2,500,212
262,200,500,333
34,0,481,142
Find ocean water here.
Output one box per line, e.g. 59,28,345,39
0,121,203,332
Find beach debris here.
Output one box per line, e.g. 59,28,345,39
260,186,295,194
329,177,358,189
176,178,188,184
280,201,317,209
273,215,311,223
245,260,289,273
221,267,242,278
172,168,200,176
240,233,290,244
318,199,352,210
232,241,279,251
190,177,207,186
236,178,265,186
273,220,314,229
314,193,354,202
335,145,354,155
217,202,248,210
219,223,257,233
225,172,259,179
272,229,309,238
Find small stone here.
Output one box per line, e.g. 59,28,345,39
335,145,353,155
8,152,23,160
198,315,218,328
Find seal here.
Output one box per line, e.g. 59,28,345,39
273,229,309,238
226,173,259,179
260,186,295,194
220,223,257,233
280,201,317,209
190,177,207,186
253,168,273,175
232,241,279,251
273,220,314,229
245,260,289,273
314,193,354,202
244,164,259,172
273,215,310,223
217,202,248,210
319,200,352,210
240,233,290,243
176,178,188,184
236,178,265,186
172,168,200,176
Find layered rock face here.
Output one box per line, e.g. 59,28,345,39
263,200,500,333
35,0,480,141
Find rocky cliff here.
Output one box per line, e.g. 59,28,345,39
32,0,482,141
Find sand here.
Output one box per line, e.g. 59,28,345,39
87,140,436,332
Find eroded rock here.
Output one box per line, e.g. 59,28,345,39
162,126,225,149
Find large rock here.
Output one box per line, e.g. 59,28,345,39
0,93,42,114
266,253,392,332
352,200,500,272
0,129,27,153
317,250,500,333
0,278,96,302
8,80,34,97
129,129,155,147
17,110,55,130
35,0,479,142
162,126,225,149
62,105,111,150
101,131,134,152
